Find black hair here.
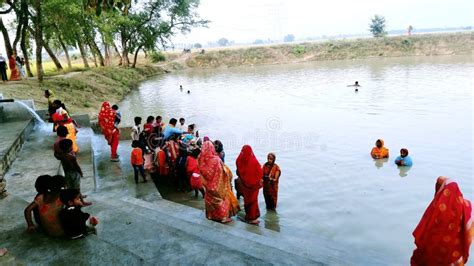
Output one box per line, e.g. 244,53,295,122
169,118,177,125
147,116,154,123
214,140,223,153
188,124,195,131
134,116,142,126
179,118,185,122
60,189,80,205
191,148,201,158
48,175,66,193
112,105,119,110
53,100,62,106
56,125,68,137
59,139,73,152
35,175,52,194
132,140,140,148
44,90,50,96
155,115,162,120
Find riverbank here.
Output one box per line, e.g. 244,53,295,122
178,32,473,68
0,65,167,118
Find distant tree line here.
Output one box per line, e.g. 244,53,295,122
0,0,208,82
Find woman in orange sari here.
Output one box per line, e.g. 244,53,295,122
263,153,281,210
198,141,231,223
370,139,389,159
98,102,120,161
411,176,473,266
236,145,263,225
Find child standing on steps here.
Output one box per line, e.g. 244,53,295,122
131,140,147,183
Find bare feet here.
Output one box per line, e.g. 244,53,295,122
247,219,260,225
220,218,233,224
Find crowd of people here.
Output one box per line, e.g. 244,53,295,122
0,52,27,82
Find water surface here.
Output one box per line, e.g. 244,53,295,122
120,55,473,264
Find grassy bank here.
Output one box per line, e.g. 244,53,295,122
183,32,473,68
0,65,166,118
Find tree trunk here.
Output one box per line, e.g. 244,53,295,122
20,17,33,77
132,45,142,68
33,0,44,82
43,41,63,71
0,17,13,57
91,48,98,67
76,37,90,68
113,42,122,66
104,42,110,66
120,31,130,67
55,25,72,69
88,39,105,66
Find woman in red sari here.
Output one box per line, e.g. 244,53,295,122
98,102,120,161
8,53,20,81
198,141,232,223
262,153,281,210
411,176,473,266
236,145,263,225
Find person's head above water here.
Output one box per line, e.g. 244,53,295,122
134,116,142,126
375,139,384,148
355,81,359,85
155,116,162,123
400,148,409,158
179,118,185,125
187,90,190,94
111,104,119,110
169,118,177,126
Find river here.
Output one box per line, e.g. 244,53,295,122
120,55,473,264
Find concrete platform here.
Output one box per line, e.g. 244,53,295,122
1,126,385,265
0,120,34,179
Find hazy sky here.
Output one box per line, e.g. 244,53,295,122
174,0,473,44
1,0,472,54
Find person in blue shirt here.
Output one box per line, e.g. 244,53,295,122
395,148,413,166
163,118,183,139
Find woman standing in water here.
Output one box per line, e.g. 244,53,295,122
198,141,232,223
411,176,473,265
236,145,263,225
262,153,281,211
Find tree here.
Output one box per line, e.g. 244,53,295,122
33,0,44,82
407,25,413,36
369,15,387,38
283,34,295,42
193,43,202,48
217,37,229,47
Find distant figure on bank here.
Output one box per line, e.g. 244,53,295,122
8,52,20,81
198,141,232,223
411,176,473,265
112,104,121,127
395,148,413,167
131,140,147,184
262,153,281,210
235,145,263,225
0,53,8,82
348,81,360,92
98,102,120,162
371,139,389,159
60,189,99,239
24,175,65,236
163,118,183,140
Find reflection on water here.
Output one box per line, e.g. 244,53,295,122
120,55,473,264
398,166,412,177
374,158,389,169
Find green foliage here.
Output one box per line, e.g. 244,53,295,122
149,51,166,62
369,15,387,38
292,45,305,56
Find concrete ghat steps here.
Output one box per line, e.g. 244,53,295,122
97,195,384,265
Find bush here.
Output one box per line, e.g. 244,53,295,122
150,51,166,63
292,45,306,56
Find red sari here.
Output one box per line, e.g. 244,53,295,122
186,156,203,189
98,102,119,159
236,145,263,221
198,141,230,221
411,176,473,266
263,162,281,210
8,55,20,81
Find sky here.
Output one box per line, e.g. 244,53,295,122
1,0,473,54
